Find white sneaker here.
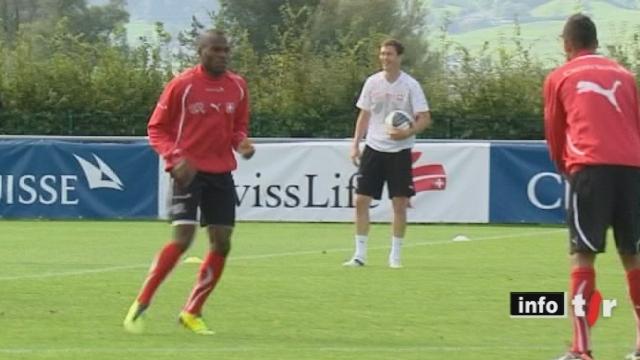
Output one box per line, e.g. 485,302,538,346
553,351,593,360
342,257,365,267
389,259,403,269
626,351,640,360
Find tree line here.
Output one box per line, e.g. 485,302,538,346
1,0,640,139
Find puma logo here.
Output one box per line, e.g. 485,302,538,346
576,80,622,112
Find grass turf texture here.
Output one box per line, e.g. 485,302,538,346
0,221,636,359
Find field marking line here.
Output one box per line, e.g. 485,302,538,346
0,229,563,281
232,229,563,260
0,264,147,281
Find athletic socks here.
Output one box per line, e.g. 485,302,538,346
627,268,640,351
570,266,595,354
137,242,183,306
389,236,403,264
183,251,227,315
354,235,368,261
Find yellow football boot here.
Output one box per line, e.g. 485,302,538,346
178,311,215,335
123,300,146,334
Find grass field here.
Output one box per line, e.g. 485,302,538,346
1,221,637,359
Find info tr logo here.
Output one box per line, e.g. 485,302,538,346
510,291,617,326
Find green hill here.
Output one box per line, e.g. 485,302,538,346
441,0,640,63
530,0,584,16
92,0,640,62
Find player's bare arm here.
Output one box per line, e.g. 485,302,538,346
351,110,370,166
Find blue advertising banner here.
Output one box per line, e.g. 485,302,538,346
489,142,567,223
0,140,158,218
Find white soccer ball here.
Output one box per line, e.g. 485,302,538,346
384,110,414,130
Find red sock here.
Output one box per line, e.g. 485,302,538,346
184,251,227,315
627,268,640,351
570,266,595,354
137,242,183,306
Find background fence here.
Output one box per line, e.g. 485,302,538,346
0,137,563,223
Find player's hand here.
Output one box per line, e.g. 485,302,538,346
350,144,361,167
387,126,414,141
170,159,197,188
237,138,255,159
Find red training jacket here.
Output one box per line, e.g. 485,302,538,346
148,64,249,173
543,51,640,174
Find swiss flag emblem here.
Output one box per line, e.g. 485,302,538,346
411,152,447,192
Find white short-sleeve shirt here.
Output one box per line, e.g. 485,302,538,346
356,71,429,152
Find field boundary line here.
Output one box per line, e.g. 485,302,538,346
0,229,563,281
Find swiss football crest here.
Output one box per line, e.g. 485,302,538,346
225,102,236,114
188,102,206,115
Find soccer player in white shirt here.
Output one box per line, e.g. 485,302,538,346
344,39,431,268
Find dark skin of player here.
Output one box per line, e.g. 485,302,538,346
171,32,254,260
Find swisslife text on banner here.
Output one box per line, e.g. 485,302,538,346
0,140,158,219
159,141,490,223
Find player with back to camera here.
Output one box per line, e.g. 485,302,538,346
123,29,255,335
544,14,640,360
343,39,431,269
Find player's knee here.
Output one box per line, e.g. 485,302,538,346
211,234,231,255
214,239,231,256
620,254,640,270
172,225,196,251
355,195,371,210
172,237,193,252
391,198,409,214
208,226,232,255
570,252,597,267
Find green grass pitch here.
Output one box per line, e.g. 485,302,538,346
0,221,636,359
